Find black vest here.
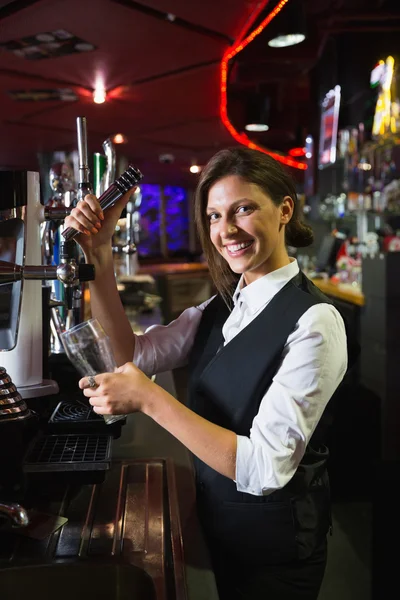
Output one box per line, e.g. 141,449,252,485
188,272,338,565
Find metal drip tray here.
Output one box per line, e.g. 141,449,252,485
48,401,126,436
23,434,112,472
50,400,103,423
0,459,188,600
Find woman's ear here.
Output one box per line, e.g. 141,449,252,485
281,196,294,224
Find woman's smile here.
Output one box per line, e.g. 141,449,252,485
224,239,254,257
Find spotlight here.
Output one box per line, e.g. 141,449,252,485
112,133,128,144
268,34,305,48
245,94,270,133
190,165,201,173
245,124,269,132
93,83,106,104
267,0,306,49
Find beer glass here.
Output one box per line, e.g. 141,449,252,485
61,318,125,425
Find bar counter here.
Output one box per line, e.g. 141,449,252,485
310,278,365,306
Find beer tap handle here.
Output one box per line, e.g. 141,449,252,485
76,116,93,201
62,165,143,241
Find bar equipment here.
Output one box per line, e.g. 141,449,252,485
113,186,141,278
61,117,143,318
62,164,144,242
0,501,29,527
75,116,93,202
0,366,32,423
102,137,116,191
93,152,107,198
0,170,95,399
61,318,126,425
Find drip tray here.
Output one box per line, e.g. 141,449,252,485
49,400,103,424
48,401,126,436
23,434,112,473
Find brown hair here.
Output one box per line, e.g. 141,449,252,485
194,146,313,302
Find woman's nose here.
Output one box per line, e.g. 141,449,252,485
220,219,238,238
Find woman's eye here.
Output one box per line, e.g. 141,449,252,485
208,213,219,222
237,205,252,214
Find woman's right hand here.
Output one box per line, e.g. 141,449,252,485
63,190,135,254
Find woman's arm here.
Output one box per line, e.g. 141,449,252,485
144,381,237,479
235,303,348,495
64,192,136,365
81,361,237,479
84,245,135,366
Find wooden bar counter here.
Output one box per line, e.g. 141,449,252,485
310,278,365,307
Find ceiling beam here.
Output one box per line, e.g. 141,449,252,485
0,0,43,20
0,67,92,91
110,0,233,44
127,59,219,87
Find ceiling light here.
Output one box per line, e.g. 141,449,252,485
112,133,127,144
190,165,201,173
245,123,269,132
267,0,306,49
268,33,305,48
93,85,106,104
245,93,270,133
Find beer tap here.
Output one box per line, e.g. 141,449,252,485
0,259,95,288
76,116,93,202
62,164,143,241
102,138,116,191
59,116,93,311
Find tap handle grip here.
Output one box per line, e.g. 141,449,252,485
62,165,143,241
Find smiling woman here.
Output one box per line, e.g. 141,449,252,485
66,144,348,600
195,146,314,300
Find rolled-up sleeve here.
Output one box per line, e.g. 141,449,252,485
235,303,348,496
133,297,215,376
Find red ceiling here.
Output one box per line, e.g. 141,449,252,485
0,0,398,186
0,0,262,185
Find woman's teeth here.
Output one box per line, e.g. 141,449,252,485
227,241,253,253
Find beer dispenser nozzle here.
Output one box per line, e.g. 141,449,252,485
0,260,95,288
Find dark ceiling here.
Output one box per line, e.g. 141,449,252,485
0,0,399,187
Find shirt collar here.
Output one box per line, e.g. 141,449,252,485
233,258,300,314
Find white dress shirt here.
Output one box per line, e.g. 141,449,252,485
133,259,347,496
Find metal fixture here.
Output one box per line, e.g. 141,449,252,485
102,138,116,191
0,502,29,527
76,116,93,202
0,367,32,423
0,260,94,287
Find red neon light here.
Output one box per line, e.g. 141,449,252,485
288,147,306,157
234,0,272,46
220,0,307,171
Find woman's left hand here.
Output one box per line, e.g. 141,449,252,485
79,362,154,415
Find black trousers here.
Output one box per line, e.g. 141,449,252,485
207,537,328,600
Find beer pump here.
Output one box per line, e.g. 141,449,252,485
0,116,143,400
0,170,95,398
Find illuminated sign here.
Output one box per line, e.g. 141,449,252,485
318,85,341,169
372,56,397,137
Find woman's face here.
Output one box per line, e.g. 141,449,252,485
206,175,293,284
